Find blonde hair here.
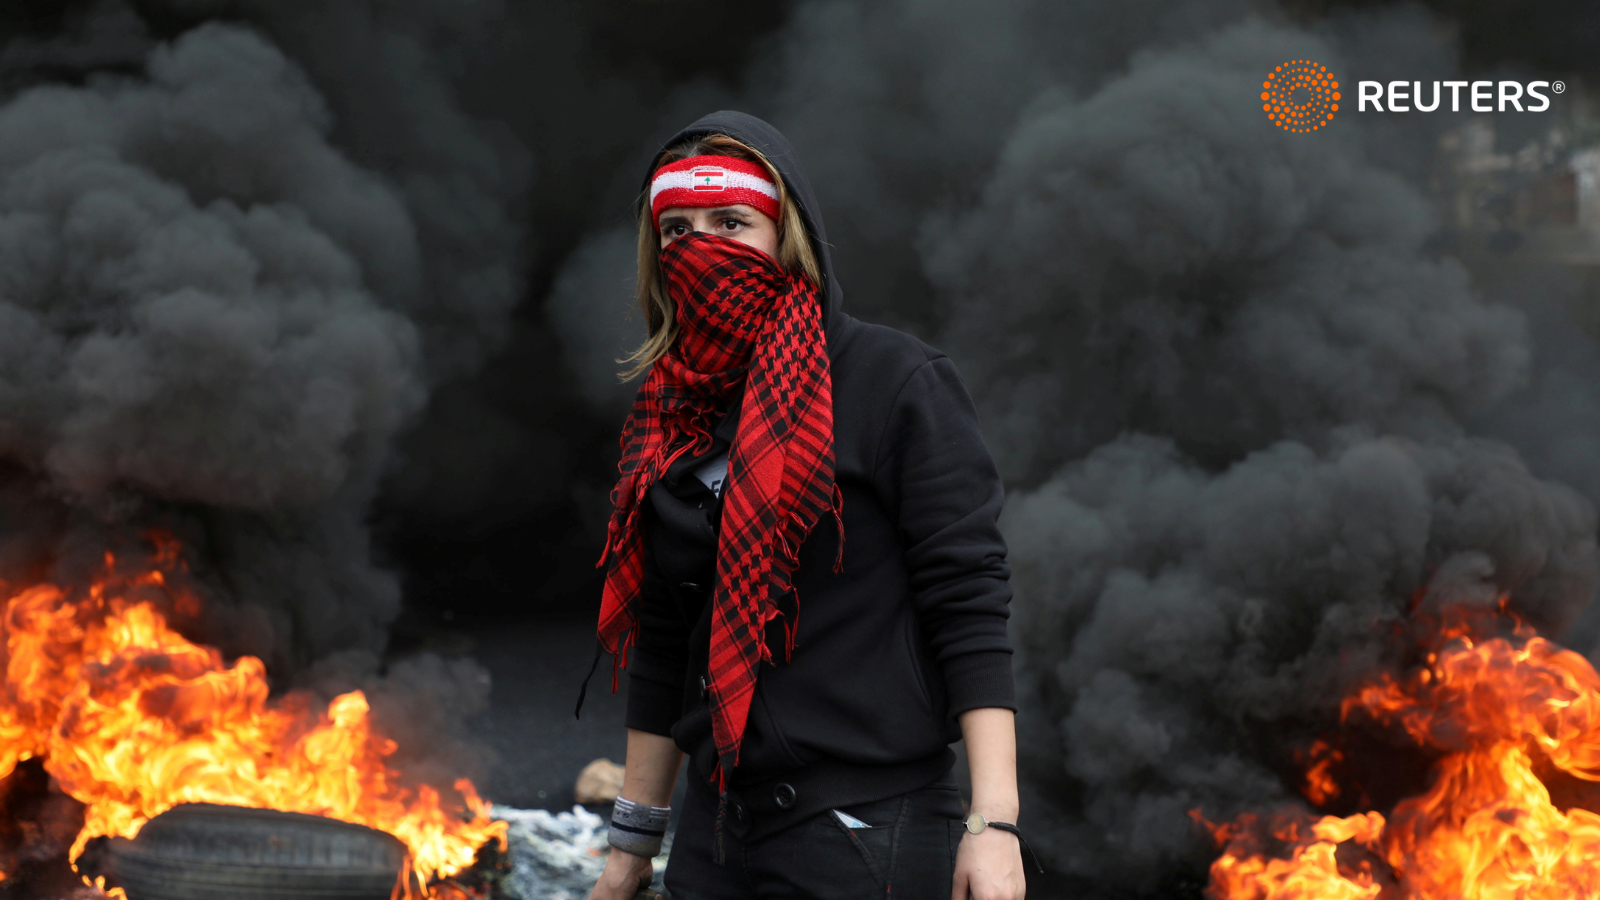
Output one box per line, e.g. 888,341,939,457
616,133,822,382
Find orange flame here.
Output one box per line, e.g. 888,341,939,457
0,538,504,891
1201,605,1600,899
1298,740,1344,807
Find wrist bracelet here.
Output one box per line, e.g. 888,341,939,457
961,812,1045,873
609,796,671,858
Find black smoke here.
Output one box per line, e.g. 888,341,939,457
5,0,1600,895
0,0,792,649
0,0,797,867
0,12,432,668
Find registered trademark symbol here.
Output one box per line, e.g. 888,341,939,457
1554,81,1566,93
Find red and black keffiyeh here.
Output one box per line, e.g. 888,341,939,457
594,231,843,793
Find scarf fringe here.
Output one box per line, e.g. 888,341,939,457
783,600,799,662
830,481,845,574
765,481,844,663
593,504,639,571
593,519,617,569
777,515,802,569
608,626,636,693
597,402,716,574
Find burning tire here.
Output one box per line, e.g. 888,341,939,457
107,803,407,900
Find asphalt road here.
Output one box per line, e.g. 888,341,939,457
461,616,690,813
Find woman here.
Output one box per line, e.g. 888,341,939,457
585,110,1027,900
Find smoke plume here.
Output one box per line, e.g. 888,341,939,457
0,1,529,797
538,0,1600,891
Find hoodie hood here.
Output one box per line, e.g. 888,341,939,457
644,110,845,342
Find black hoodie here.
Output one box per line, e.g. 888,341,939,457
622,111,1013,842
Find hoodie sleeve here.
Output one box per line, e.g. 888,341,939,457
873,355,1015,717
625,538,689,737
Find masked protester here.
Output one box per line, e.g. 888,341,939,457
583,111,1030,900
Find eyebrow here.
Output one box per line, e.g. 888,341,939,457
660,207,754,228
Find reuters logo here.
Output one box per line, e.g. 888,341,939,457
1263,61,1341,132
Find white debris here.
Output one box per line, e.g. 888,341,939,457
490,804,670,900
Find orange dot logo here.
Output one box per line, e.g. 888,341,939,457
1262,60,1340,133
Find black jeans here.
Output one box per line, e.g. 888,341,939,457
664,773,967,899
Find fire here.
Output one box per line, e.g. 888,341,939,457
1298,740,1344,807
1201,603,1600,899
0,536,504,891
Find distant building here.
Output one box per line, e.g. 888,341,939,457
1434,87,1600,265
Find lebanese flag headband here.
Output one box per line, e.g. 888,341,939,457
650,155,781,230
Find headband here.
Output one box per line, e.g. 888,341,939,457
650,155,780,230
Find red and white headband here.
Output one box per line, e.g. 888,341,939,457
650,155,780,230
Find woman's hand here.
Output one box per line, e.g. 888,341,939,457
587,847,655,900
955,708,1026,900
587,728,682,900
953,827,1027,900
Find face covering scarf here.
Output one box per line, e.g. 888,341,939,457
594,232,844,833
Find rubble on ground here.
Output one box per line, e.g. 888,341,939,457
573,759,626,804
489,804,669,900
